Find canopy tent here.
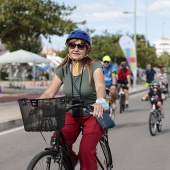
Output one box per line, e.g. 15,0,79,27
36,65,50,71
0,49,50,85
0,49,50,63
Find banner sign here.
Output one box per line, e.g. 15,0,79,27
118,35,137,80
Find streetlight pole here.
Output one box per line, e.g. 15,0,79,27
162,22,165,38
134,0,137,50
123,0,137,89
123,0,136,51
133,0,137,89
145,0,148,47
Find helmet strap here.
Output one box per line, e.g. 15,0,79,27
67,54,80,74
75,62,79,74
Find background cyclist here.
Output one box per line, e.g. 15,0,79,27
144,64,156,88
117,61,131,108
102,55,118,109
157,66,168,88
142,81,165,118
40,30,109,170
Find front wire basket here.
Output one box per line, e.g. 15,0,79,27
18,97,66,132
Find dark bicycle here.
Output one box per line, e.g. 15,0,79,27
18,97,113,170
116,84,127,114
142,97,163,136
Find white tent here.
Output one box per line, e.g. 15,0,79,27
0,49,50,64
0,49,50,85
46,55,63,68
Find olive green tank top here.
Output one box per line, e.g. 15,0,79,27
55,61,102,104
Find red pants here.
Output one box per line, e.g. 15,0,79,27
54,112,104,170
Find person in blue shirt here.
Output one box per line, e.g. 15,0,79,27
102,55,118,109
144,64,156,88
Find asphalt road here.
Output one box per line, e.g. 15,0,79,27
1,91,170,170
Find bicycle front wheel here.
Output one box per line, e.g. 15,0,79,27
119,94,123,113
96,137,113,170
122,94,125,111
149,112,157,136
27,150,70,170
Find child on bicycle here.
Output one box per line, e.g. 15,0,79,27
142,81,166,118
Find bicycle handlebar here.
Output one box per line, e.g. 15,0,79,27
66,104,94,114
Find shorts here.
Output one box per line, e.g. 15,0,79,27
117,80,128,90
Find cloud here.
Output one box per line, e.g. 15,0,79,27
71,11,124,23
149,0,170,11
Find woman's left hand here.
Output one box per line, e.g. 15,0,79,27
92,103,104,117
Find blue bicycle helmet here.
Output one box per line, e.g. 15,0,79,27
66,30,92,46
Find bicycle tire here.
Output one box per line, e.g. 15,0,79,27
157,111,162,132
157,120,162,132
27,150,71,170
122,94,125,111
119,94,123,113
96,137,113,170
149,111,157,136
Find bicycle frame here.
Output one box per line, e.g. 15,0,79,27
22,100,113,170
117,84,126,113
46,129,74,170
149,98,162,136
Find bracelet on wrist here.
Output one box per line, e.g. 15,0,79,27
96,98,109,111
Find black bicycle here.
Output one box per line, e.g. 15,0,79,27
18,97,113,170
142,97,163,136
116,84,126,114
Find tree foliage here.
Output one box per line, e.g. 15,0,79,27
6,36,43,53
0,0,85,52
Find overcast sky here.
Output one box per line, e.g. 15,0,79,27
42,0,170,50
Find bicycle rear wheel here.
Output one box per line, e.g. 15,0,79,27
122,94,125,111
96,137,113,169
119,94,123,113
149,111,157,136
27,150,70,170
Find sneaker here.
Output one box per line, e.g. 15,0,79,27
160,113,165,118
112,103,116,109
125,104,129,108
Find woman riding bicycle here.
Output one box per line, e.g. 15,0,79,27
142,81,166,118
39,30,109,170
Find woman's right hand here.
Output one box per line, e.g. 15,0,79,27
92,103,104,118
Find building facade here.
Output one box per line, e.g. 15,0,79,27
154,38,170,57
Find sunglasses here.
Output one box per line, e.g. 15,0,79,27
68,42,86,50
104,61,109,63
153,87,158,89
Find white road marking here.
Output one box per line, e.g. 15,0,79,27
0,126,24,136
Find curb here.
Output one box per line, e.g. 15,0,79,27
0,118,23,132
0,88,147,132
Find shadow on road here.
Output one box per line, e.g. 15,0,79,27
115,121,147,129
160,128,170,135
119,108,150,114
